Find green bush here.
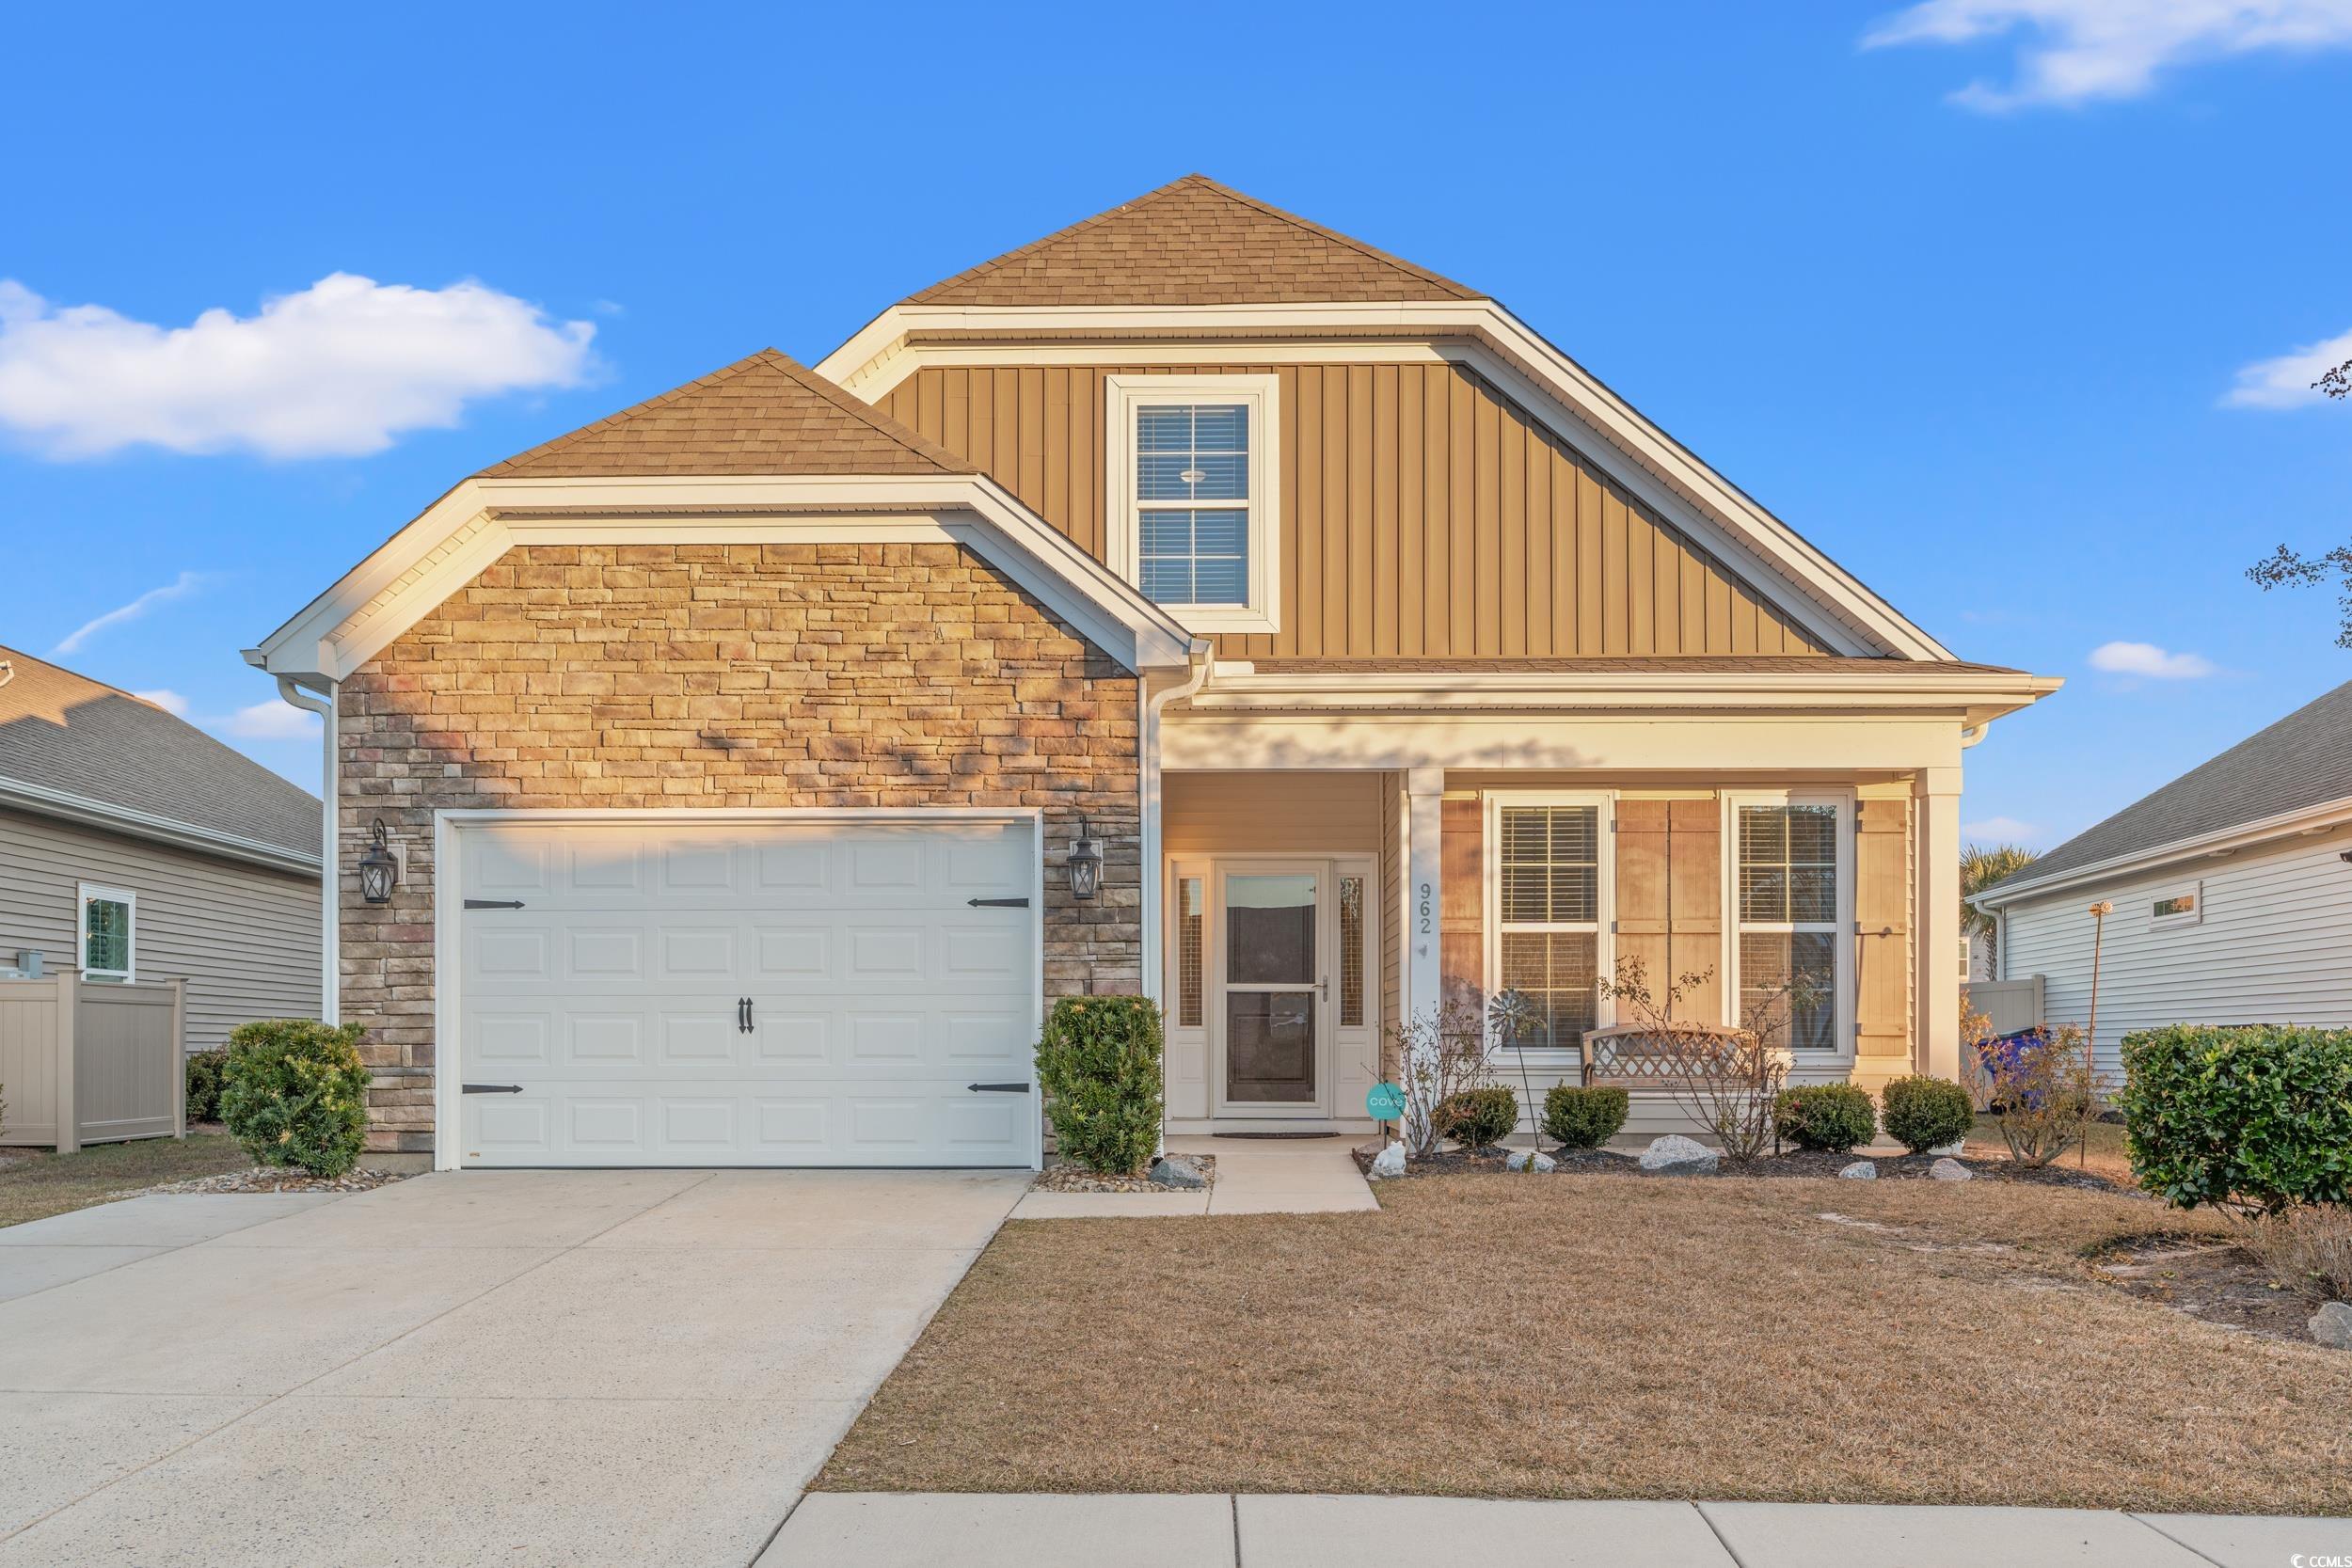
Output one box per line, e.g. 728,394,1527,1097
184,1049,229,1123
1879,1075,1974,1154
219,1020,372,1177
1034,996,1163,1177
1774,1083,1878,1153
2120,1024,2352,1212
1541,1085,1629,1149
1436,1085,1521,1149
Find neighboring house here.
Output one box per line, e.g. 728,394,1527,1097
1971,679,2352,1079
245,175,2058,1171
0,646,323,1052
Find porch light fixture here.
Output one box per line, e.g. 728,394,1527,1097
358,817,399,906
1066,816,1104,902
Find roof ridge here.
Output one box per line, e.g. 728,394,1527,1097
477,349,973,479
0,642,170,708
904,174,1481,306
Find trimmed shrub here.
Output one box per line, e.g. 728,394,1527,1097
1035,996,1163,1177
1880,1075,1974,1154
1774,1083,1878,1153
184,1049,229,1123
1436,1085,1521,1150
1541,1085,1629,1149
219,1020,372,1178
2120,1023,2352,1212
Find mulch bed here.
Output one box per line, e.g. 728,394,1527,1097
2090,1232,2328,1345
1031,1155,1217,1195
1358,1144,2127,1190
129,1166,412,1196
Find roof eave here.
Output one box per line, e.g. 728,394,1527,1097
1970,793,2352,911
0,775,321,875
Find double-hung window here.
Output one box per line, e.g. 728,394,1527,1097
1732,800,1846,1053
78,883,135,983
1491,801,1607,1053
1105,374,1280,633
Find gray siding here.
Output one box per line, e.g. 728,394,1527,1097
0,807,320,1053
2000,821,2352,1079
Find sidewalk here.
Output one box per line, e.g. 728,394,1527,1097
763,1493,2349,1567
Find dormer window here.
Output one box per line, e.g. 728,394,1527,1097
1106,373,1280,633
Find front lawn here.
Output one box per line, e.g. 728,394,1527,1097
0,1134,250,1228
819,1175,2352,1515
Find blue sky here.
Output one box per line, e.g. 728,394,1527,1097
5,1,2349,854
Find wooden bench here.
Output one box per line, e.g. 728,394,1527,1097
1577,1021,1769,1090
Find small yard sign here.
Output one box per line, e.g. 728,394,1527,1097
1365,1082,1406,1121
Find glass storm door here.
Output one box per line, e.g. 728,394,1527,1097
1220,868,1324,1109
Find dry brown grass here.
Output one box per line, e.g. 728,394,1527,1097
820,1174,2352,1513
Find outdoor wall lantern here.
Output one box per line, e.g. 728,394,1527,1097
1067,816,1103,902
358,817,400,905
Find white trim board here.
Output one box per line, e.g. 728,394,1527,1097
246,474,1206,683
427,806,1047,1173
815,301,1959,662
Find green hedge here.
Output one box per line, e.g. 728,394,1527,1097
2120,1023,2352,1212
1436,1086,1521,1149
220,1020,372,1178
184,1049,229,1123
1879,1075,1974,1154
1035,996,1163,1177
1774,1084,1878,1153
1541,1085,1629,1149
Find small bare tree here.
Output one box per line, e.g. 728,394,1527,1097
1597,957,1804,1164
1381,1001,1498,1159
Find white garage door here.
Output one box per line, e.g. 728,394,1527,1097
450,816,1038,1168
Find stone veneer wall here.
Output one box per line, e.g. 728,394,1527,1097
337,542,1142,1156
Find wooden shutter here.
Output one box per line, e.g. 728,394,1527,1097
1613,799,1722,1023
1439,796,1485,1015
1854,794,1913,1069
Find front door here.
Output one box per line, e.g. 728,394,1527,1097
1216,863,1327,1114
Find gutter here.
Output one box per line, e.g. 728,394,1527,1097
1137,641,1216,1162
1970,794,2352,912
0,775,320,877
248,655,340,1024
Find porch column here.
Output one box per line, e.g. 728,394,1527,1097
1404,766,1445,1024
1914,767,1963,1080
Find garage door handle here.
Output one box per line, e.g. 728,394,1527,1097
966,1082,1030,1093
462,1083,523,1095
464,899,526,911
967,896,1029,908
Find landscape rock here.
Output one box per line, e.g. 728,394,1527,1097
1639,1134,1719,1176
1927,1140,1965,1157
1504,1148,1557,1173
1148,1154,1209,1190
2312,1301,2352,1351
1368,1143,1408,1180
1930,1157,1974,1182
1839,1160,1879,1180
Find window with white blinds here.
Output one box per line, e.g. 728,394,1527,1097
1494,804,1601,1052
1735,803,1840,1053
1106,375,1279,632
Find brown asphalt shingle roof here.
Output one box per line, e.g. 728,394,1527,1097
0,646,321,863
906,175,1484,308
479,349,975,480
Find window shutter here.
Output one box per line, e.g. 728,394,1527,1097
1854,796,1912,1068
1613,800,1722,1023
1440,796,1485,1016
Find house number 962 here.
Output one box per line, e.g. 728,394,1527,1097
1417,880,1434,935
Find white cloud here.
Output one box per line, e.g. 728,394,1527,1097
2224,324,2352,408
218,700,321,740
2089,640,2217,677
0,273,596,460
1965,815,2042,844
53,571,212,655
1863,0,2352,109
132,689,190,717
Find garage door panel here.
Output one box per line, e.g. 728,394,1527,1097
454,817,1036,1168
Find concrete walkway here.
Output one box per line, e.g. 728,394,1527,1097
0,1171,1025,1567
766,1493,2349,1568
1008,1135,1378,1218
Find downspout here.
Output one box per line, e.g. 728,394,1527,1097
267,671,339,1024
1138,641,1215,1161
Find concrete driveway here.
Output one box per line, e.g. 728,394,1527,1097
0,1169,1026,1567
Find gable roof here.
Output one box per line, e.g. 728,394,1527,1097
480,349,975,479
0,646,320,870
906,174,1483,308
1982,678,2352,901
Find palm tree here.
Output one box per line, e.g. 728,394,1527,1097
1960,843,2038,976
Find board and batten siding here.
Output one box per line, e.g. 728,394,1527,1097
1999,824,2352,1080
0,808,320,1053
874,362,1826,662
1162,770,1383,855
